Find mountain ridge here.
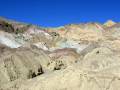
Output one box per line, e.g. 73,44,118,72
1,17,120,90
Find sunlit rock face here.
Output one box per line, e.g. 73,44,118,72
1,18,120,90
0,46,52,85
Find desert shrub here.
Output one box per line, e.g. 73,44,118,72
15,29,24,34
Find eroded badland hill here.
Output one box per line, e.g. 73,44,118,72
0,18,120,90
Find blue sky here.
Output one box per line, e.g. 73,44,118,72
0,0,120,27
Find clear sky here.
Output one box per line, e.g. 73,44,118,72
0,0,120,27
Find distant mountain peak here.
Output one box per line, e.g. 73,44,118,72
104,20,116,27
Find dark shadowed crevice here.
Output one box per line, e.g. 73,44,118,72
96,51,100,54
37,67,44,75
28,67,44,79
32,72,36,78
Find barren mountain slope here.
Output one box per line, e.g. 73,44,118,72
0,18,120,90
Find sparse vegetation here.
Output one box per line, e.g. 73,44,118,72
0,21,14,33
15,29,24,34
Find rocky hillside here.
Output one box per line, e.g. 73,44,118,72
0,17,120,90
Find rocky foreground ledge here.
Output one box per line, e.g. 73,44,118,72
0,18,120,90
